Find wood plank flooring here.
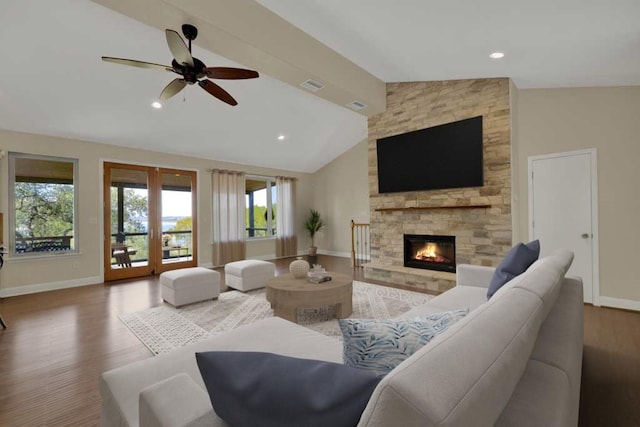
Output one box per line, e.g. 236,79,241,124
0,255,638,426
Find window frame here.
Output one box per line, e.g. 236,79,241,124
8,152,80,258
245,175,276,240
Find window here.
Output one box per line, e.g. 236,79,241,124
9,153,78,256
245,177,277,238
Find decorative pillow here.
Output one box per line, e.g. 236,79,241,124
487,240,540,299
195,351,380,427
339,309,469,377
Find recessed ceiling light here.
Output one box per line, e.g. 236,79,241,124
489,52,505,59
278,135,285,141
151,101,162,109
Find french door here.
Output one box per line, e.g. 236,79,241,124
103,162,197,281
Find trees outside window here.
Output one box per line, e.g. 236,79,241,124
245,177,277,238
10,153,78,255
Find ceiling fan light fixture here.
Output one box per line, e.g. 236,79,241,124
489,52,505,59
102,24,259,106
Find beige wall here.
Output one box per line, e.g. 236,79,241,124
309,139,370,256
509,80,523,243
515,86,640,302
0,129,312,295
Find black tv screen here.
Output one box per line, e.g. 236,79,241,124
376,116,483,193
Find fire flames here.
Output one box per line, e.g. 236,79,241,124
414,243,448,263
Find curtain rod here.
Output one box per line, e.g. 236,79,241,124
207,169,297,181
207,168,243,174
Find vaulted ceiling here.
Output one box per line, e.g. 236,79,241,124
1,0,637,173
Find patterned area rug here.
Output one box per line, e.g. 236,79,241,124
119,281,433,355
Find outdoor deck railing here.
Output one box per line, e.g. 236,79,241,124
111,230,193,264
16,236,72,253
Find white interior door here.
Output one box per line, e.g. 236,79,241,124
529,149,599,304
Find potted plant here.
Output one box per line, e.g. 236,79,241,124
304,209,324,256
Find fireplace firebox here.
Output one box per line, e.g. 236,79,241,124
404,234,456,273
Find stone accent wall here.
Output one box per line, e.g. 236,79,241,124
365,78,512,289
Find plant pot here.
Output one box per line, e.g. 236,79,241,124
308,246,317,256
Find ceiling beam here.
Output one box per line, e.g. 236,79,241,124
90,0,386,116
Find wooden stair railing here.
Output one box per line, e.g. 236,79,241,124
351,220,370,268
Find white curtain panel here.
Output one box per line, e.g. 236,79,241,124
212,170,246,265
275,176,297,257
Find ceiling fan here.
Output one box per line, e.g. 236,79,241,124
102,24,259,106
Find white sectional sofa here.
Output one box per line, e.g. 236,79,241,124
100,248,583,427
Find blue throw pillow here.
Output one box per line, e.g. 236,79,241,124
195,351,380,427
487,240,540,299
339,309,469,377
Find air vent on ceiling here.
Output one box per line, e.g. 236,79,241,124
300,79,325,92
346,100,367,111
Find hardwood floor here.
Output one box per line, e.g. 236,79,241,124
0,255,638,426
580,304,640,426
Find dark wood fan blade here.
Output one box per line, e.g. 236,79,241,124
203,67,259,80
102,56,173,72
159,79,187,100
165,29,194,67
199,80,237,106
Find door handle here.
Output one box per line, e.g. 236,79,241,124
581,233,590,239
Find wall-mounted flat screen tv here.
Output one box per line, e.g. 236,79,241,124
376,116,483,193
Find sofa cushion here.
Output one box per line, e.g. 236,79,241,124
138,373,213,427
196,351,380,427
396,286,487,320
358,250,573,427
493,249,574,321
527,276,583,426
100,317,343,427
339,309,468,377
495,360,570,427
487,240,540,299
358,288,545,427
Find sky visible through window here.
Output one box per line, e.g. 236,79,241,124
133,185,274,216
246,186,276,208
132,188,192,216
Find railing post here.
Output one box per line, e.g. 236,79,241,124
351,220,356,268
351,220,371,269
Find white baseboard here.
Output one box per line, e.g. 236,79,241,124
316,249,351,259
249,251,353,260
199,262,214,269
0,276,102,298
250,254,278,261
598,296,640,312
210,251,362,267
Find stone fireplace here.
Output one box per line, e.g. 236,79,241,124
404,234,456,273
364,78,513,293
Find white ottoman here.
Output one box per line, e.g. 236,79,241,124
160,267,220,307
224,260,275,292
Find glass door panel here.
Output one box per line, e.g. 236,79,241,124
104,164,154,281
157,170,196,272
104,164,197,280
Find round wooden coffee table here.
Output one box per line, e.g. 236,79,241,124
266,273,353,323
